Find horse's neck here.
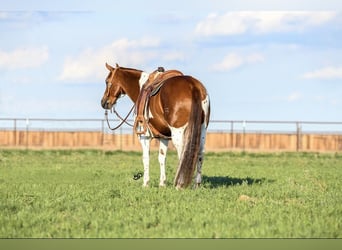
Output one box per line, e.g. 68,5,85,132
120,69,141,102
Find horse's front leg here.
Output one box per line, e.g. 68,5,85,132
158,138,169,187
138,135,150,187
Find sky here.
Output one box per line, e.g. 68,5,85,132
1,0,342,127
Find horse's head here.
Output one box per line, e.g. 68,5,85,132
101,63,126,110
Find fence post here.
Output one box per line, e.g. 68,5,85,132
296,122,302,152
230,121,234,149
242,120,246,152
13,119,17,146
101,119,105,146
120,126,123,150
26,118,30,150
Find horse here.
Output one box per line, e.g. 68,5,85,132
101,63,210,188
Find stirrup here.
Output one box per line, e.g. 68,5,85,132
134,117,147,135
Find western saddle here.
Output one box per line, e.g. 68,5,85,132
134,67,183,138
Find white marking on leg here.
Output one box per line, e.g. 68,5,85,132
138,135,151,187
158,138,168,187
195,123,207,187
193,94,209,187
202,95,210,128
170,124,187,159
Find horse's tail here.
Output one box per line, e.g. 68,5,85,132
174,84,203,188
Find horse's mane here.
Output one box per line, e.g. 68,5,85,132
118,66,143,73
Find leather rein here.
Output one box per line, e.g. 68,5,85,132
105,104,135,131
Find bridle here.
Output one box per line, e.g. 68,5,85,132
104,67,135,130
105,67,118,98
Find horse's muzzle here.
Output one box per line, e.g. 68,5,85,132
101,97,117,110
101,98,110,109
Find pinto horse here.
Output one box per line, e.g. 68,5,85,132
101,63,210,188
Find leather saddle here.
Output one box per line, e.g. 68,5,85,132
134,67,183,138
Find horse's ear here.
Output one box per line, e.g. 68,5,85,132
115,63,119,68
106,63,114,71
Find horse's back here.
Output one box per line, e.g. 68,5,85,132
152,75,208,128
161,75,208,100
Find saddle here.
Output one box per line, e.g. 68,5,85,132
134,67,183,137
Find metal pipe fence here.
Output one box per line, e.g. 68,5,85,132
1,118,342,133
1,118,342,151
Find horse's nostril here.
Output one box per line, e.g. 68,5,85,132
101,99,108,109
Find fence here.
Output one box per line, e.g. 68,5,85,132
1,118,342,152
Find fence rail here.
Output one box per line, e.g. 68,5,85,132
1,118,342,152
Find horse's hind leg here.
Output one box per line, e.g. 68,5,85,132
170,125,186,159
158,138,169,187
194,124,207,188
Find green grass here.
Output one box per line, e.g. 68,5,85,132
0,149,341,238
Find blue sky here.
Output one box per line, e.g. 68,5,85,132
1,0,342,124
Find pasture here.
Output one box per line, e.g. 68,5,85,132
0,149,341,238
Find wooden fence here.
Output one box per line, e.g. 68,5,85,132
1,130,342,152
1,118,342,152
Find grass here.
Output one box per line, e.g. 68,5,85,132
0,149,341,238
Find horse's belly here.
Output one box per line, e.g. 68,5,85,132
149,118,171,137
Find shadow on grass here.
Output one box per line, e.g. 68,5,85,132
202,175,275,188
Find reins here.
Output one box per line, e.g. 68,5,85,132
104,65,135,131
103,66,170,138
105,104,135,131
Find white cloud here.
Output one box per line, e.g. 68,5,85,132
302,66,342,80
59,37,162,82
195,11,337,36
211,52,264,72
0,46,49,70
287,91,302,102
0,12,8,19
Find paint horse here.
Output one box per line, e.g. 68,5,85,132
101,63,210,188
